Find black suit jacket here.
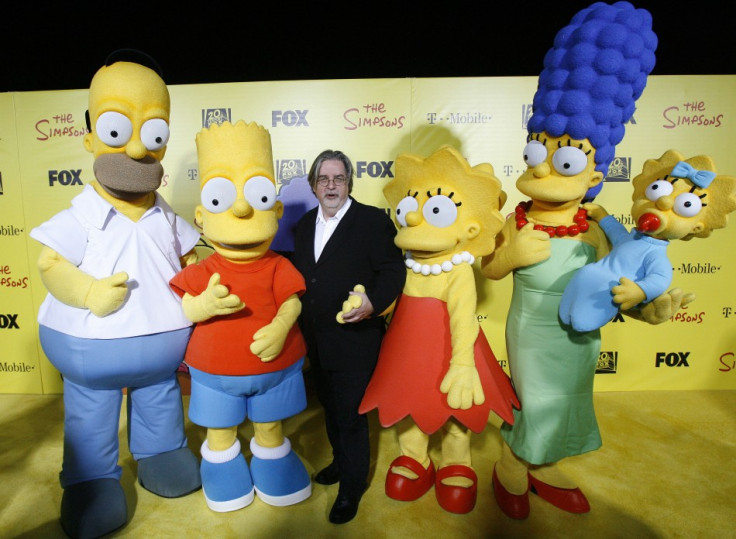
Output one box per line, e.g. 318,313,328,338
291,198,406,372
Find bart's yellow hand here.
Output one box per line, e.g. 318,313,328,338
251,320,289,363
86,272,130,317
336,284,367,323
251,294,301,362
612,276,647,310
182,273,245,323
439,363,486,410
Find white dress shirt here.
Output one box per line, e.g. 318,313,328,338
314,197,352,261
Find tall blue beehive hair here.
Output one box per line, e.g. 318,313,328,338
528,1,657,200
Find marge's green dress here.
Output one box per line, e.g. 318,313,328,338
501,238,602,465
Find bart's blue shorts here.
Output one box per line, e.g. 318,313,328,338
188,358,307,428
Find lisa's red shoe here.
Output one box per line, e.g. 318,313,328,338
528,474,590,513
492,465,529,520
435,465,477,514
385,456,435,501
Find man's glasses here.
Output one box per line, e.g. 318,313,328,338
316,175,347,187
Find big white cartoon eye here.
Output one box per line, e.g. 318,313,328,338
395,196,419,227
673,192,703,217
423,195,458,228
95,111,133,147
645,180,674,201
552,146,588,176
523,141,547,167
201,177,237,213
140,118,170,151
244,175,277,210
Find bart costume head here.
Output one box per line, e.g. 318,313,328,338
195,120,283,261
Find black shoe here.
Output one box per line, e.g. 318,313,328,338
329,492,360,524
314,462,340,485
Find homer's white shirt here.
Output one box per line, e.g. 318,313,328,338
314,197,351,261
30,184,200,339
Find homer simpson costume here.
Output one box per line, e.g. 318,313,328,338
359,146,519,514
30,50,201,538
170,120,311,512
560,150,736,332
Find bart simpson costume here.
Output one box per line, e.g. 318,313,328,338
170,120,311,512
359,145,519,514
30,50,201,538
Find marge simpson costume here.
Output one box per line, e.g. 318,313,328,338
560,150,736,332
481,1,659,520
170,121,311,513
30,50,201,539
359,146,519,514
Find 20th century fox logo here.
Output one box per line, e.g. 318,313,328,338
596,351,617,374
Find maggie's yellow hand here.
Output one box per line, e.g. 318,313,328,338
439,363,486,410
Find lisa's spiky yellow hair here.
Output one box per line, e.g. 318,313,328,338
633,149,736,239
195,120,274,186
384,145,506,256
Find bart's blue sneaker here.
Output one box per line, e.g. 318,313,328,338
200,439,254,512
250,437,312,506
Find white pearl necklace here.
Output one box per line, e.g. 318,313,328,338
405,251,475,276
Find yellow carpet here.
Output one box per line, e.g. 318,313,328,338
1,385,734,538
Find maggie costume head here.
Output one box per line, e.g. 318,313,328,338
528,1,657,201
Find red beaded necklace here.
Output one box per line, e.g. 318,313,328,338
515,200,589,237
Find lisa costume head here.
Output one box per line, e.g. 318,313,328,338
195,120,283,262
84,49,171,200
384,145,506,259
631,149,736,241
527,1,657,201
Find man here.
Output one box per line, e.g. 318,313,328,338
30,50,201,538
291,149,405,524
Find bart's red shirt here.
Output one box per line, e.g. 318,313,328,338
170,251,306,376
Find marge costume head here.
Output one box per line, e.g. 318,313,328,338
631,149,736,241
384,145,506,258
195,120,283,261
528,1,657,201
84,49,170,200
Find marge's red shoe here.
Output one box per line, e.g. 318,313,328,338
435,465,477,514
528,474,590,513
385,456,435,501
492,465,529,520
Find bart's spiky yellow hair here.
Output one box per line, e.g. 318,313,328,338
384,145,506,256
633,149,736,239
196,120,274,186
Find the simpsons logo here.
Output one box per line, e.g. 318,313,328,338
718,352,734,372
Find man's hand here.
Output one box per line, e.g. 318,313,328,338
336,284,374,323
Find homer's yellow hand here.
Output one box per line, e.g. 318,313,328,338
336,284,371,323
182,273,244,323
86,272,130,317
439,363,486,410
251,294,301,362
612,276,646,310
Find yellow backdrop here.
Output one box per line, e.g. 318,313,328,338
2,75,735,394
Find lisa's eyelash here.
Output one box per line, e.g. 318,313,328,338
426,188,462,207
